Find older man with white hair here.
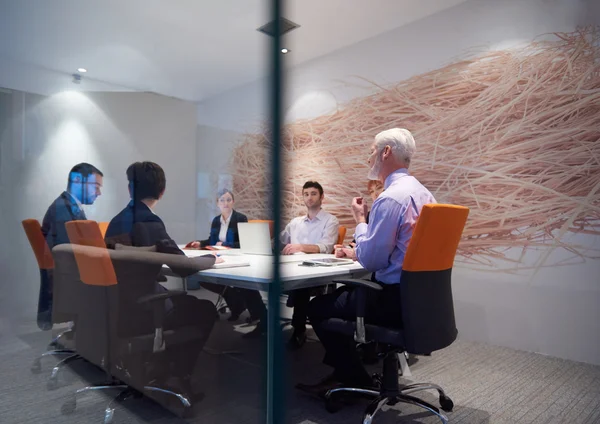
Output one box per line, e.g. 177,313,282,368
297,128,436,396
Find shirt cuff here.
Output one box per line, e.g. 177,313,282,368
355,223,368,239
317,243,327,254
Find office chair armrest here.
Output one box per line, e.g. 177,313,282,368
136,291,186,353
331,278,383,291
135,290,187,305
332,279,382,344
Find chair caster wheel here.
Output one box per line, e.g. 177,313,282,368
104,407,115,424
47,378,59,391
31,361,42,374
439,395,454,412
61,398,76,415
325,394,344,413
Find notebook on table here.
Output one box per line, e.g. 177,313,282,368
301,257,354,267
212,256,250,269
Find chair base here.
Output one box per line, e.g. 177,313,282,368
47,353,83,390
324,350,453,424
326,385,452,424
31,349,76,374
31,326,77,374
62,382,193,423
61,382,129,420
48,325,75,350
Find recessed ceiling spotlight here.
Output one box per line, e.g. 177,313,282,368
77,68,87,73
281,48,290,54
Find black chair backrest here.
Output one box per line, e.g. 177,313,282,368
53,244,111,370
399,204,469,354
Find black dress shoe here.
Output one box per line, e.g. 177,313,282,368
242,320,266,339
228,310,243,322
296,373,341,399
287,329,307,350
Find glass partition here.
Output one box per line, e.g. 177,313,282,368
0,1,281,423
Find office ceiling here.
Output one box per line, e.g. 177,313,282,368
0,0,468,102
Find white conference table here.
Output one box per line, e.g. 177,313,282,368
162,248,370,292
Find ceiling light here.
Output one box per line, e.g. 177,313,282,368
77,68,87,73
281,48,289,54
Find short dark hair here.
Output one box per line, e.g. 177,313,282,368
302,181,324,197
217,188,234,201
67,162,103,184
126,161,166,201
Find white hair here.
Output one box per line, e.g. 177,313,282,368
374,128,416,167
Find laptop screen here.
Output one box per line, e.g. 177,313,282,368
237,222,273,255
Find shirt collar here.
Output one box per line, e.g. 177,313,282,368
65,191,82,209
129,199,155,215
303,208,326,222
220,213,232,226
384,168,409,190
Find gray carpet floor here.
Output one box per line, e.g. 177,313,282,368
1,311,599,424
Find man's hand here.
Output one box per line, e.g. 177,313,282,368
351,197,368,224
187,241,201,249
335,246,357,260
282,244,303,255
215,241,223,246
336,242,356,249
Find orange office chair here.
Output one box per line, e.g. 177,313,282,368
325,204,469,423
22,219,55,330
337,226,347,245
65,220,106,248
22,219,77,374
98,222,110,238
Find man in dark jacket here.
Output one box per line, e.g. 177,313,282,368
105,161,216,401
42,162,103,249
38,163,103,328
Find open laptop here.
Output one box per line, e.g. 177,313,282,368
238,222,272,255
237,222,310,263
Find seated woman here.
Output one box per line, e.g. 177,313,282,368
189,189,266,337
199,188,246,249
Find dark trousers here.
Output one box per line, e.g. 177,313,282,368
37,269,53,331
162,296,216,378
307,284,402,386
289,288,311,332
201,283,266,321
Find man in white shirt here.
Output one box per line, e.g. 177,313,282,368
280,181,339,348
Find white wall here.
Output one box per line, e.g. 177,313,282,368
196,0,600,365
199,0,598,131
195,124,245,237
0,89,197,321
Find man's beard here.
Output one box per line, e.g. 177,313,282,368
305,200,322,211
367,154,382,180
